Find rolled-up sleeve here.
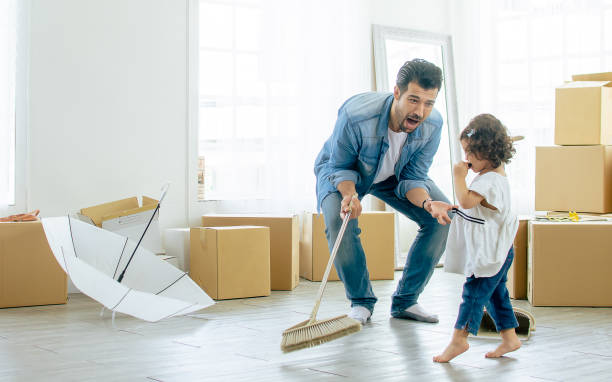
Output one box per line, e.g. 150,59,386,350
394,122,442,199
327,114,362,188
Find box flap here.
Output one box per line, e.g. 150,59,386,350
572,72,612,81
558,81,611,89
80,197,140,227
142,196,158,207
100,202,157,223
80,196,158,226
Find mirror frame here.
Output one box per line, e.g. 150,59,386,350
372,25,462,165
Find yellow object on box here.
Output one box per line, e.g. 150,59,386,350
0,221,67,308
190,226,270,300
535,145,612,213
528,220,612,307
201,214,299,291
300,211,395,282
555,72,612,146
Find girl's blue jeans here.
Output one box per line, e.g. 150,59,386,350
454,247,519,335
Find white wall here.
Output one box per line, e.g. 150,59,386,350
29,0,189,228
27,0,453,231
369,0,452,35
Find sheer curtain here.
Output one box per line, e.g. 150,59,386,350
197,0,371,214
0,0,17,216
457,0,612,215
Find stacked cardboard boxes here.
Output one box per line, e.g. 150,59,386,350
531,71,612,306
190,226,271,300
300,212,395,282
200,214,299,291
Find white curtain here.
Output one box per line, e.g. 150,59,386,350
0,0,17,216
198,0,371,214
455,0,612,215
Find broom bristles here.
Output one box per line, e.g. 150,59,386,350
281,315,361,353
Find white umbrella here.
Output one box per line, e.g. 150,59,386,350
41,191,214,322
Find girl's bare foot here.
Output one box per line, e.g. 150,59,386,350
485,328,521,358
434,329,469,363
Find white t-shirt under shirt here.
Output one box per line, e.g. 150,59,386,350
443,172,519,278
373,128,408,184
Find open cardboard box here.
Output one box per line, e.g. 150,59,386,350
78,196,163,254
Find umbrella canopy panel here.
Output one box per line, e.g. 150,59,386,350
42,216,214,322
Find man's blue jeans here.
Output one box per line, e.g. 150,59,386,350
454,247,519,335
320,177,450,314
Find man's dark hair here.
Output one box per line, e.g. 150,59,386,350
460,114,515,168
396,58,443,93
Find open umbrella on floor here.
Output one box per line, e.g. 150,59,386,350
41,189,214,322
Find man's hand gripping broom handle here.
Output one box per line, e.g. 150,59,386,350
307,195,356,325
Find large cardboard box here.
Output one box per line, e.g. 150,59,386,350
201,214,299,290
555,72,612,145
300,211,395,282
507,217,530,299
190,226,270,300
527,220,612,306
79,196,163,253
535,145,612,213
0,222,67,308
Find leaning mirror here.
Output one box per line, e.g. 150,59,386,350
372,25,461,268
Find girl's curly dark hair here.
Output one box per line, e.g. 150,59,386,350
460,114,515,168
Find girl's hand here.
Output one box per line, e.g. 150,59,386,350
453,161,469,179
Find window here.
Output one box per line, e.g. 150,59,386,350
193,0,371,214
198,0,271,201
0,0,17,213
477,0,612,214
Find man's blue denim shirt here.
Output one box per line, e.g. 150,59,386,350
314,92,443,211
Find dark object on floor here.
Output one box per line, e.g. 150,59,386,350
477,307,535,340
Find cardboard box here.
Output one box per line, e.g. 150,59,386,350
163,228,190,272
201,214,299,290
300,212,395,281
555,72,612,145
190,226,270,300
507,217,530,299
535,145,612,213
79,196,163,254
527,220,612,306
0,221,67,308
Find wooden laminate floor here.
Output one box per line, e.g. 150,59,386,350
1,269,611,381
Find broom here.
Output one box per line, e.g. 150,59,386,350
281,204,361,352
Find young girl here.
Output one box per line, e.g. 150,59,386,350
433,114,520,363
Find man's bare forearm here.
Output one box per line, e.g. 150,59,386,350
405,187,431,210
337,180,357,198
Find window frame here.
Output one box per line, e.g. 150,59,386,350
5,0,29,214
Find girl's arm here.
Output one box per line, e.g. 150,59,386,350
453,162,486,209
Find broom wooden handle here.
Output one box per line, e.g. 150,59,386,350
307,205,353,325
